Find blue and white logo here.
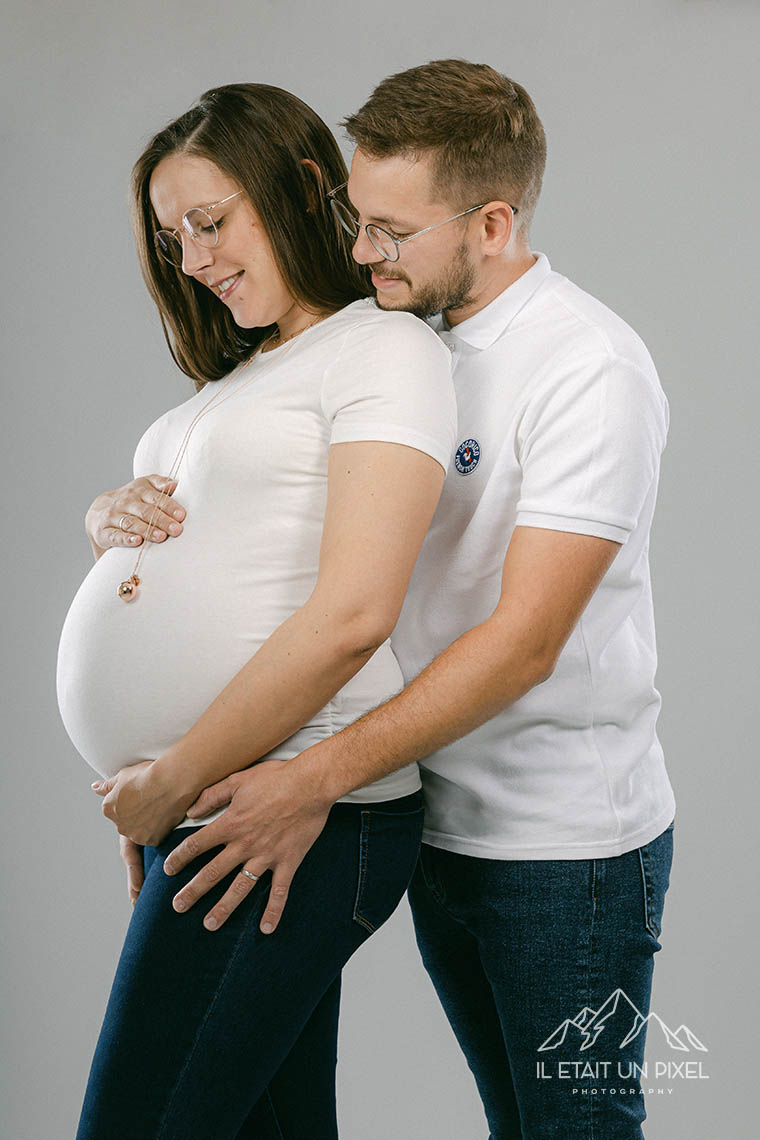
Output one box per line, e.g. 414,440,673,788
454,438,481,476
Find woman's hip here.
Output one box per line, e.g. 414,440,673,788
77,793,423,1138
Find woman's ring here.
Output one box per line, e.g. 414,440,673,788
240,869,259,883
119,515,133,532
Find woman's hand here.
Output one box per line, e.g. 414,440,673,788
92,759,194,847
85,474,186,557
120,836,144,906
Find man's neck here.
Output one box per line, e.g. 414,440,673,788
444,248,538,327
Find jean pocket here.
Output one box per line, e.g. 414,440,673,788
638,823,674,941
352,804,424,933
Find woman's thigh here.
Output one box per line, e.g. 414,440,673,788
77,793,423,1140
237,977,342,1140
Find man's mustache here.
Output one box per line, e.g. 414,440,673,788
368,261,412,286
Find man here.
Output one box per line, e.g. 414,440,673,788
157,61,676,1138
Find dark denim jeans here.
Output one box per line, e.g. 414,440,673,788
408,823,674,1140
76,792,424,1140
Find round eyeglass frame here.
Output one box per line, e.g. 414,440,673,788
327,183,518,262
153,191,243,267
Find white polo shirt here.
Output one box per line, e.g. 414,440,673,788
391,254,675,860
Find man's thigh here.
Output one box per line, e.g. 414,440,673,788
410,826,673,1140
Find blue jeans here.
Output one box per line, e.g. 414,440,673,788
408,823,674,1140
76,792,424,1140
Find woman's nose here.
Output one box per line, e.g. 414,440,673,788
181,235,214,276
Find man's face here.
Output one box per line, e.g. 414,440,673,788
346,149,479,319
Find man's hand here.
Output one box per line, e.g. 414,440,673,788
92,759,192,847
120,836,144,906
162,760,333,935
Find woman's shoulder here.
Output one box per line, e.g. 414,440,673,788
327,299,448,355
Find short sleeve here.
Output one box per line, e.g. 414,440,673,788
320,310,457,472
515,352,669,544
132,417,162,480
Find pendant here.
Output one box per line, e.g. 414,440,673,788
117,575,140,602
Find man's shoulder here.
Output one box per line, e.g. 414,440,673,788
527,270,657,379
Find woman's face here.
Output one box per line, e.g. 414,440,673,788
150,153,300,331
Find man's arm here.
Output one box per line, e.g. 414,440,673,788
297,525,620,796
165,525,620,931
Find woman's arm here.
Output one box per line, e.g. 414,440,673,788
97,439,445,845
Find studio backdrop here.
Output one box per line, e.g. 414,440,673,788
2,1,757,1137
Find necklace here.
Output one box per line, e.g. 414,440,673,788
263,313,324,351
117,314,325,602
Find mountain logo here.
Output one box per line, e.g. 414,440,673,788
537,989,708,1054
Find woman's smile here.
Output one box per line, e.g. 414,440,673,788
213,270,244,300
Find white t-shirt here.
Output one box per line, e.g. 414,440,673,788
56,300,456,821
391,254,676,860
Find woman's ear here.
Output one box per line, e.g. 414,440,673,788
301,158,324,214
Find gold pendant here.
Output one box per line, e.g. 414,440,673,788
117,575,140,602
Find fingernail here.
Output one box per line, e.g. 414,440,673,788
153,529,164,540
204,916,218,930
129,534,140,543
168,523,181,535
173,509,184,519
91,781,102,790
261,922,274,934
173,898,186,912
164,861,174,875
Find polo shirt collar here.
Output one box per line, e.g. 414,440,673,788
431,252,552,350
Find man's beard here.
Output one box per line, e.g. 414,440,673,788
372,239,477,319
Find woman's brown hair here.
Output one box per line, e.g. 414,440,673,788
132,84,370,388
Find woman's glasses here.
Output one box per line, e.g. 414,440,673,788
154,192,243,267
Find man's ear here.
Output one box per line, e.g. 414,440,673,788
301,158,324,214
480,201,515,255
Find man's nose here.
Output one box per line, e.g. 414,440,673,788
350,227,380,266
181,235,214,276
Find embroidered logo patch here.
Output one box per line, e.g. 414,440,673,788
454,438,481,475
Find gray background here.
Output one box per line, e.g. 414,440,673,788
3,0,758,1136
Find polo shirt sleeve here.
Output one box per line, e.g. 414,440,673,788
320,311,457,473
515,352,669,544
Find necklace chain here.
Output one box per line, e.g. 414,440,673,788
117,314,325,601
264,314,323,351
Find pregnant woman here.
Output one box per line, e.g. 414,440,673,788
56,84,456,1139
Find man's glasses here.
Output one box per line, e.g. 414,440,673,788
327,183,517,263
154,191,243,267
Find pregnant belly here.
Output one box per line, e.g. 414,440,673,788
56,544,302,779
56,542,405,781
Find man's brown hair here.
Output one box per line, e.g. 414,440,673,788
342,59,546,233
